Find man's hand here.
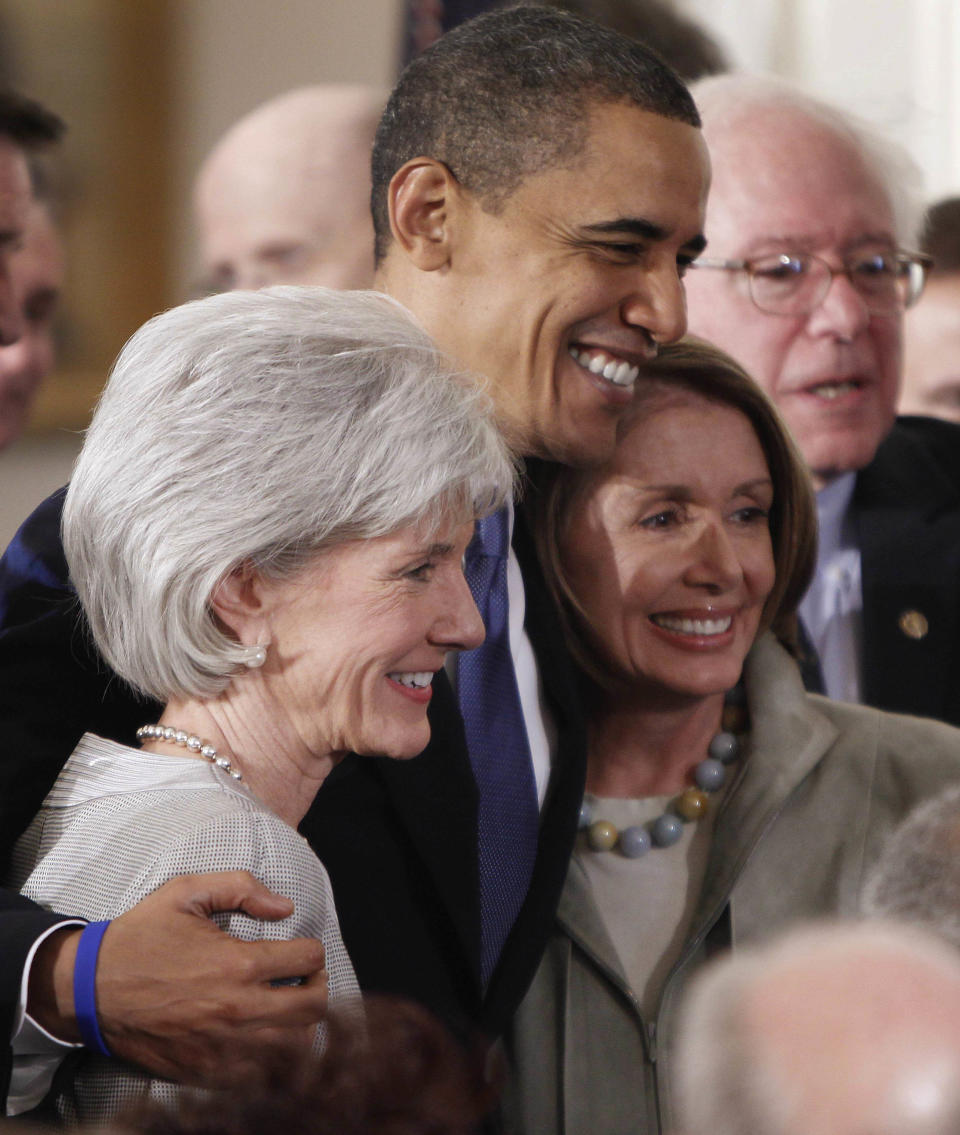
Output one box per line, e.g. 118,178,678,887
29,871,328,1085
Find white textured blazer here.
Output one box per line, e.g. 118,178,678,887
8,734,360,1124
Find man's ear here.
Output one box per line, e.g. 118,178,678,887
210,563,270,643
389,158,459,271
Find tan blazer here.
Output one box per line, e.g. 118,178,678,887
504,633,960,1135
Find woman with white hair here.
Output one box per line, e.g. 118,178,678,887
5,285,513,1123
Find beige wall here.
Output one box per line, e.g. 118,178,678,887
0,434,80,549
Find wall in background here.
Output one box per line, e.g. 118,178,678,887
682,0,960,205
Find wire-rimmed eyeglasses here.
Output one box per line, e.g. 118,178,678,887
690,248,933,317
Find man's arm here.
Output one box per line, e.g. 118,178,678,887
24,872,328,1087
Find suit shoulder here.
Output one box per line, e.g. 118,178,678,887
881,416,960,476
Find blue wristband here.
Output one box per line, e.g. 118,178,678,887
73,920,112,1057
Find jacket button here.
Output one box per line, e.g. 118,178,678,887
898,609,929,640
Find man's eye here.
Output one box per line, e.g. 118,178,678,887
753,255,806,281
598,242,644,260
851,253,897,278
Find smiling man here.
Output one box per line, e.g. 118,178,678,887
372,20,707,468
684,75,960,723
0,6,709,1108
322,4,708,1026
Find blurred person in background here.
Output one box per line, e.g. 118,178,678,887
684,76,960,725
193,85,383,294
0,90,62,449
902,196,960,423
675,921,960,1135
0,193,64,450
862,780,960,949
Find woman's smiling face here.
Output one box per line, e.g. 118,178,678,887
252,518,483,761
561,387,776,701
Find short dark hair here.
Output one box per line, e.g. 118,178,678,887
0,88,64,151
500,0,730,81
529,337,818,690
921,196,960,275
372,5,700,262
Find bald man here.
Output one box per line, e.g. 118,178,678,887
676,921,960,1135
194,85,382,294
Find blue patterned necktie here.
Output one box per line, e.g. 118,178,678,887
457,508,540,988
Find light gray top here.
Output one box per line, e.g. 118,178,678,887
7,733,360,1125
578,791,720,1019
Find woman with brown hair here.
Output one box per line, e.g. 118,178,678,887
504,337,960,1135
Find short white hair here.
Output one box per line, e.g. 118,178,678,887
675,919,960,1135
862,781,960,948
691,73,926,249
63,286,515,701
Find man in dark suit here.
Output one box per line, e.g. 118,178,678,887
684,74,960,723
0,6,709,1104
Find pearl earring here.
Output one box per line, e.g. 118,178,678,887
242,644,268,669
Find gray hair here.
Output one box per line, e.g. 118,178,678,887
63,286,514,701
675,919,960,1135
862,781,960,949
691,74,926,249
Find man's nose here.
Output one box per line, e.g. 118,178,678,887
621,266,688,346
806,270,872,341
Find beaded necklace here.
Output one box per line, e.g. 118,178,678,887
580,686,747,858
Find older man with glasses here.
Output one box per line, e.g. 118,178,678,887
684,74,960,727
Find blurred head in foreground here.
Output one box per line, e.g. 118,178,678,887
902,196,960,423
111,997,495,1135
675,920,960,1135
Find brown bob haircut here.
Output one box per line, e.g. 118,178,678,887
528,336,818,689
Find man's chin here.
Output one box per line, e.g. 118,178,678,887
807,441,886,490
533,420,622,470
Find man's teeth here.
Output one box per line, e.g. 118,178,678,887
651,614,732,636
569,346,639,388
810,380,858,400
389,671,434,689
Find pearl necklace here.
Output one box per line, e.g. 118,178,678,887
136,723,243,781
580,688,747,858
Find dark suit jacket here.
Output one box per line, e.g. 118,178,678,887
852,416,960,725
0,890,69,1106
0,479,586,1052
